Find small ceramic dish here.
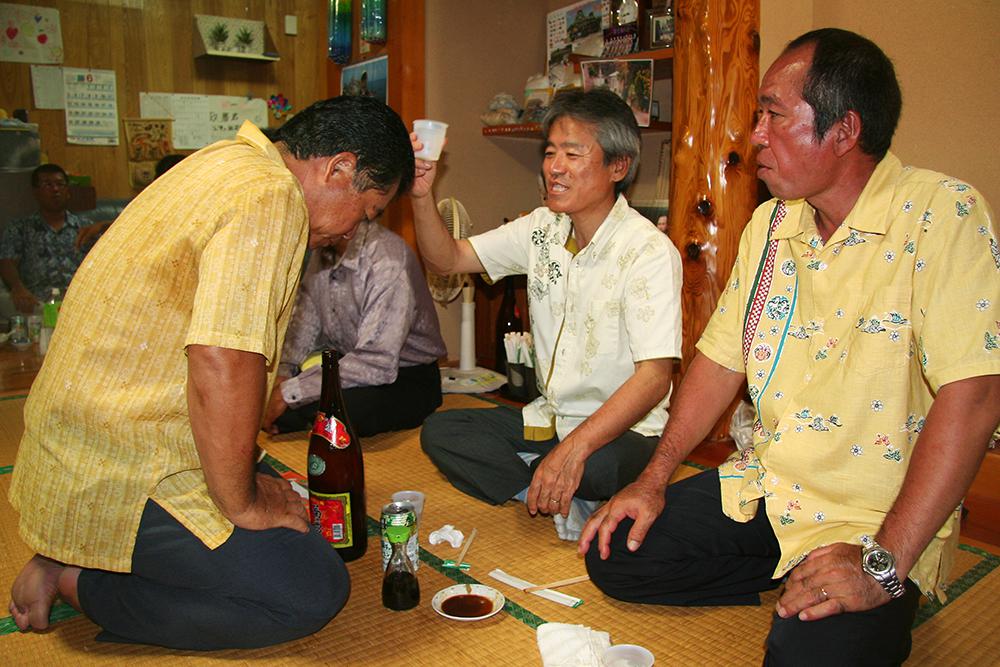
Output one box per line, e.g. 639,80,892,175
431,583,505,622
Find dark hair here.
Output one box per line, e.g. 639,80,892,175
271,96,414,197
786,28,901,160
31,163,68,188
541,88,641,196
155,154,185,178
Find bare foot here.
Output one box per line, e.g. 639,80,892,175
9,554,65,631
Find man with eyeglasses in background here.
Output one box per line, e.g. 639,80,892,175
0,163,100,314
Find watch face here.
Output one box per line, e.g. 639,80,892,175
865,548,893,574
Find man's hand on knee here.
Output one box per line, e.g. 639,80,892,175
577,477,666,560
228,473,310,534
776,543,891,621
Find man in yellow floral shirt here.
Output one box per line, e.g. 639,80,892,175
7,97,414,649
581,29,1000,665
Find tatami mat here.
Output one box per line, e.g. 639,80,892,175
0,393,998,665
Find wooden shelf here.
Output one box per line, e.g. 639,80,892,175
196,49,279,62
570,46,674,63
483,119,670,138
482,123,542,138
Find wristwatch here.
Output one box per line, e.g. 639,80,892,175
861,541,906,599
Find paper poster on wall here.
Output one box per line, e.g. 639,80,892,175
139,92,267,150
123,118,173,189
0,3,64,63
30,64,63,108
63,67,119,146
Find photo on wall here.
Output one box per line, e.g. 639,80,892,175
340,55,388,104
581,58,653,127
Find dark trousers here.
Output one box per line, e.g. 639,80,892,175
76,463,349,650
586,469,921,666
275,361,443,437
420,405,659,504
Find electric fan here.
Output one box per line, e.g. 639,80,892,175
430,197,506,392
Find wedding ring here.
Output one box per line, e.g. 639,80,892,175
820,587,829,600
549,499,560,504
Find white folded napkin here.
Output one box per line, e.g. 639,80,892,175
537,622,610,667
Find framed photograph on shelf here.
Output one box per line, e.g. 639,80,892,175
581,58,654,127
648,8,675,49
340,55,388,104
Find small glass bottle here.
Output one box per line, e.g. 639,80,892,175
328,0,352,64
360,0,386,44
39,287,61,355
381,517,419,610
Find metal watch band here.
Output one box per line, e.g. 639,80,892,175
878,572,906,599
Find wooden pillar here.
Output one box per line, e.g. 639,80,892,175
668,0,760,439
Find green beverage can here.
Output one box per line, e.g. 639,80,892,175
381,501,418,571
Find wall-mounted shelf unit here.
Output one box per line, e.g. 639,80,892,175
193,15,280,62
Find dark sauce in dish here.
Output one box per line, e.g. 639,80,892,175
441,594,494,618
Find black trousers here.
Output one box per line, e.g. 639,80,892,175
76,463,350,650
420,405,659,505
275,361,443,437
585,469,921,666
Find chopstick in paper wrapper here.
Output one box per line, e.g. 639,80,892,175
488,568,584,608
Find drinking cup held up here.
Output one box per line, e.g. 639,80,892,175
413,119,448,161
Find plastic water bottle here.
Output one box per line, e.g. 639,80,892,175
39,287,61,355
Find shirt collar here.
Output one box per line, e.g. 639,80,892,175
235,120,284,165
556,194,630,254
328,220,372,273
771,151,902,241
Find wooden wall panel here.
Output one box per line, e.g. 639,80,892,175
0,0,328,199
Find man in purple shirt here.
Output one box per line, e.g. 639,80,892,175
263,219,446,437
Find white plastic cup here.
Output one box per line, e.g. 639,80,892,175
604,644,655,667
391,490,425,520
413,119,448,161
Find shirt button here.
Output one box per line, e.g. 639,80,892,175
804,373,812,382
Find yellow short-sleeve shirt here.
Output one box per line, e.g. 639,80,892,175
9,122,309,572
698,153,999,599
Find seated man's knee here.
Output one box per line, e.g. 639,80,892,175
272,534,350,633
419,411,458,456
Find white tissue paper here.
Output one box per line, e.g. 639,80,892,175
428,524,464,548
537,622,611,667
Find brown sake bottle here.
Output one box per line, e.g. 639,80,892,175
307,350,367,561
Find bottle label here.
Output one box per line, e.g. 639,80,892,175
312,411,352,449
307,454,326,476
309,490,354,548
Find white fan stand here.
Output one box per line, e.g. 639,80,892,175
433,198,506,394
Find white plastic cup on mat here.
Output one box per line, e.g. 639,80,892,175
413,119,448,160
605,644,655,667
391,490,425,520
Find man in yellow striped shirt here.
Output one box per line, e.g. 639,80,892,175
8,96,414,649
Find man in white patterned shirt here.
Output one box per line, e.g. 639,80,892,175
409,89,683,539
